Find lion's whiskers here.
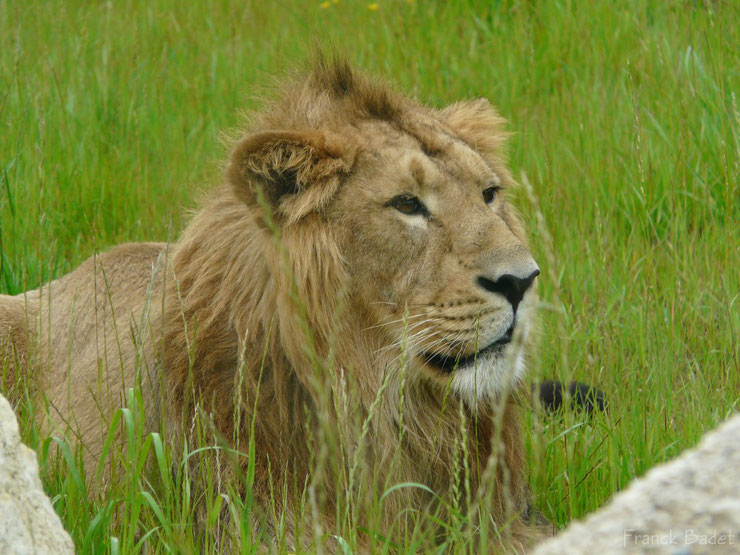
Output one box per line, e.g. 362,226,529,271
377,321,439,358
377,314,488,370
362,311,428,333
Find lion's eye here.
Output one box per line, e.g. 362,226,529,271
389,195,426,216
482,186,500,204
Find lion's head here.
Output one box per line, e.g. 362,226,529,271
225,59,539,407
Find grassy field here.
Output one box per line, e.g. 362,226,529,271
1,0,738,552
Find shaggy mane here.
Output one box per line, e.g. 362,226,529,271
157,59,534,549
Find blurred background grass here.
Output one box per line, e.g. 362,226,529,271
1,0,738,549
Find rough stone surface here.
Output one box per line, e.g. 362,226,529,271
535,414,740,554
0,393,74,555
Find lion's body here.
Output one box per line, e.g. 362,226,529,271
0,60,550,550
0,243,166,444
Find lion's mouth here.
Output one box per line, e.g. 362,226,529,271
420,324,514,374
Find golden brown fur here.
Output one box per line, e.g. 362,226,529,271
0,59,549,550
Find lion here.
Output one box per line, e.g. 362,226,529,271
0,59,550,550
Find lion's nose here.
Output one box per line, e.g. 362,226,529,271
477,269,540,314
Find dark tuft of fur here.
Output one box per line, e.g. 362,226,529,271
250,55,408,133
313,56,356,97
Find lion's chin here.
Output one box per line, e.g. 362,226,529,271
446,347,528,406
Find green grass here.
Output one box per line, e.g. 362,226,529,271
1,0,738,552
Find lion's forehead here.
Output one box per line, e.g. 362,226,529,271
352,124,497,199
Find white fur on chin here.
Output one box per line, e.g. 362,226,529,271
449,315,532,408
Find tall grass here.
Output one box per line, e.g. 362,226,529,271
1,0,738,552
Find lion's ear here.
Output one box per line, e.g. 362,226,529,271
227,129,354,224
441,98,510,162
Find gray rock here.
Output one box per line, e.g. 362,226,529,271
0,394,74,555
535,414,740,554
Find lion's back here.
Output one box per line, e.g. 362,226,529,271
33,242,168,468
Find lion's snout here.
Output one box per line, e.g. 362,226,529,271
476,268,540,315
